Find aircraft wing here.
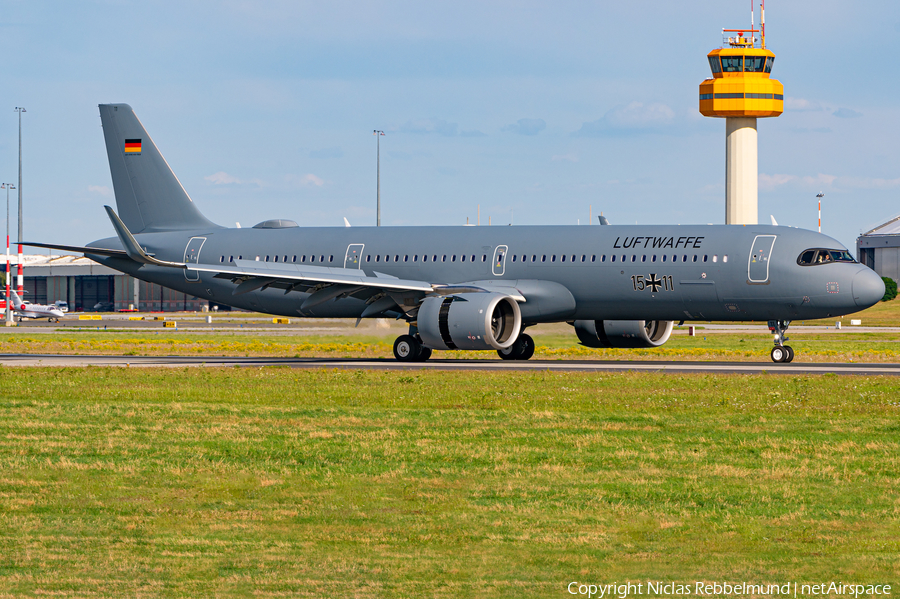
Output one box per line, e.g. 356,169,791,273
187,259,500,317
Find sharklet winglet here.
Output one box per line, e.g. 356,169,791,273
104,205,185,268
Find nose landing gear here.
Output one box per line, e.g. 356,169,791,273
768,320,794,363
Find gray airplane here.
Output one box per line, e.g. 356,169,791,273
26,104,885,363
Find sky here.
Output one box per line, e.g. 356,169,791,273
0,0,898,253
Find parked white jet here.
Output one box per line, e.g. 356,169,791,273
6,290,65,322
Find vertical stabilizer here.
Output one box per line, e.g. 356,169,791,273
99,104,221,233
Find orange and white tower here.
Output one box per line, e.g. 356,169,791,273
699,2,783,225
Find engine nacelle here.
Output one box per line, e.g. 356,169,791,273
418,293,522,351
573,319,674,349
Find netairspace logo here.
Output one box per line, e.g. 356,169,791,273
566,581,892,598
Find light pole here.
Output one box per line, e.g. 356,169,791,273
15,107,25,297
816,192,824,233
373,130,384,226
1,183,14,324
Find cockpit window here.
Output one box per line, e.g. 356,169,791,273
797,248,856,266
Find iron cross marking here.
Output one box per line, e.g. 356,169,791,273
646,273,663,292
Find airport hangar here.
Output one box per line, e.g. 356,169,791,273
857,215,900,283
10,254,220,312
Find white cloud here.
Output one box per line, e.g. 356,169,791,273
575,102,675,136
758,173,797,191
87,185,112,197
397,118,483,137
285,173,325,187
204,171,263,187
833,107,863,119
784,97,825,112
205,171,242,185
501,118,546,136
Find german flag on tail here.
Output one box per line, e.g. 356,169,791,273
124,139,142,154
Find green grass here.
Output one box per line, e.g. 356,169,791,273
3,328,900,361
0,368,898,596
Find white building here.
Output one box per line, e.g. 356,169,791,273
857,216,900,282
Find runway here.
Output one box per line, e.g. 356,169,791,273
1,354,899,376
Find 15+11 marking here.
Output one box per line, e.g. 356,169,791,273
631,274,674,293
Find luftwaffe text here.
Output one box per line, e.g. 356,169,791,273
613,236,704,249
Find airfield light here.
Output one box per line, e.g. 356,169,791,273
15,107,25,296
816,192,824,233
374,130,385,226
1,183,14,324
699,1,783,225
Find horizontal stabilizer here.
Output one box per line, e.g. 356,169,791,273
20,241,129,259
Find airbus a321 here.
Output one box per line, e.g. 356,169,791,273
25,104,885,362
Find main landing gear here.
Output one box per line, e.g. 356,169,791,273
497,333,535,361
768,320,794,363
392,334,432,362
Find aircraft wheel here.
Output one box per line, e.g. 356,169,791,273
416,347,433,362
770,345,787,363
393,335,421,362
497,333,535,361
783,345,794,363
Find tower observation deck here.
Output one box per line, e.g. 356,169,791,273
699,3,783,225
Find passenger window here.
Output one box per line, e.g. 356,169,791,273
433,255,438,262
651,255,656,262
274,256,279,262
561,255,566,262
404,255,409,262
451,255,456,262
682,255,687,262
703,255,708,263
692,255,697,263
662,255,667,263
365,255,370,262
592,255,596,262
641,255,647,262
611,255,616,262
219,256,224,263
600,255,604,262
551,255,556,262
394,255,399,262
512,255,516,262
723,255,728,263
328,256,333,262
713,255,718,263
462,255,467,262
572,255,577,262
471,255,475,262
631,255,636,263
375,255,380,262
542,255,547,262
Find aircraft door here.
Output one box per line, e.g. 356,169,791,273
183,237,206,282
748,235,776,283
492,245,508,277
344,244,364,269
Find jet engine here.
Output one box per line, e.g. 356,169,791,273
418,293,521,351
573,319,674,349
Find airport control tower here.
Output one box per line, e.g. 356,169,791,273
699,2,783,225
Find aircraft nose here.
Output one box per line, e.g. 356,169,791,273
852,268,885,308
